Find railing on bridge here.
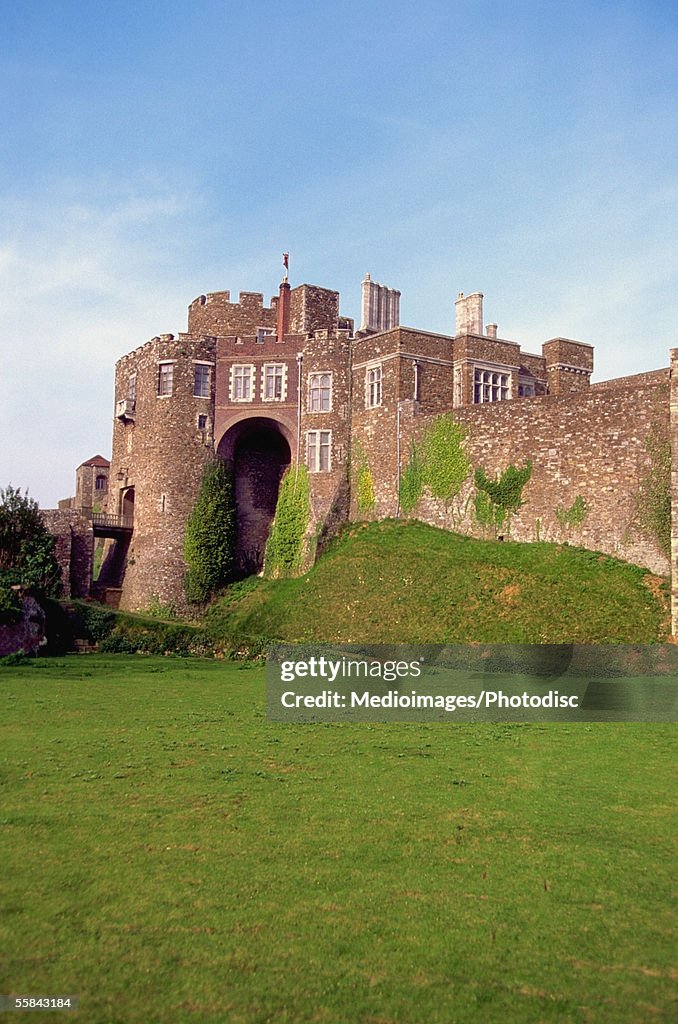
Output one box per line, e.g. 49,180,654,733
91,512,134,531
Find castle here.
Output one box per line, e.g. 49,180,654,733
54,267,678,629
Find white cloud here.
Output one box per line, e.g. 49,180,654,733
0,179,199,507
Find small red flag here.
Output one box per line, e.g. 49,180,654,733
283,252,289,270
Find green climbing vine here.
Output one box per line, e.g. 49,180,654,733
636,423,671,558
556,494,588,530
422,416,472,507
398,416,471,518
399,439,425,515
474,461,533,536
184,459,236,604
353,442,376,516
264,464,311,578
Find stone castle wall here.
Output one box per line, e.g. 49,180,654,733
188,291,278,336
399,371,670,574
40,510,93,599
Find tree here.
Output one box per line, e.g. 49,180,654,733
0,485,61,622
183,460,236,604
0,485,61,592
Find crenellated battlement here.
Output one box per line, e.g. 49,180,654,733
188,290,278,337
115,332,217,369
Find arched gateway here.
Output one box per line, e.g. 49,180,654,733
218,417,292,573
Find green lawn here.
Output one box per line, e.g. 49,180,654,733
1,656,676,1023
205,521,670,645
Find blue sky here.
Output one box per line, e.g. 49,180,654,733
1,0,676,506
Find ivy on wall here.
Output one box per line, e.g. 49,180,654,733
474,462,532,536
264,464,311,579
399,440,425,516
636,424,671,558
556,494,588,530
422,417,471,508
398,416,471,518
184,459,236,604
353,442,376,516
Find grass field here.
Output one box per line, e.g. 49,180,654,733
1,656,676,1023
205,521,670,645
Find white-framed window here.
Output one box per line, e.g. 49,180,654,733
158,362,174,397
193,362,211,398
366,365,382,408
256,327,274,343
197,413,208,430
308,372,332,412
473,368,510,404
231,364,254,401
262,363,287,401
307,430,332,472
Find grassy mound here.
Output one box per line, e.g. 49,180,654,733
205,520,669,644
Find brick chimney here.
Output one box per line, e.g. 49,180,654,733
277,280,291,340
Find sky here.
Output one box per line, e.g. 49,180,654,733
1,0,677,507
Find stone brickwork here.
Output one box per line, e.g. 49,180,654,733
299,328,352,548
351,327,456,515
109,333,216,611
187,291,278,337
58,455,110,514
70,273,675,620
0,593,46,657
289,284,339,335
543,338,593,395
398,371,670,574
40,510,93,598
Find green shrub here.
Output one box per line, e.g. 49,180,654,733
142,595,178,620
99,620,213,657
0,650,31,667
264,465,310,579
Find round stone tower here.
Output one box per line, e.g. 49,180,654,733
107,332,216,611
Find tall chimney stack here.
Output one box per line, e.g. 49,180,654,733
277,280,290,340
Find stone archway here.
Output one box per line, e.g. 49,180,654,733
218,418,292,573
